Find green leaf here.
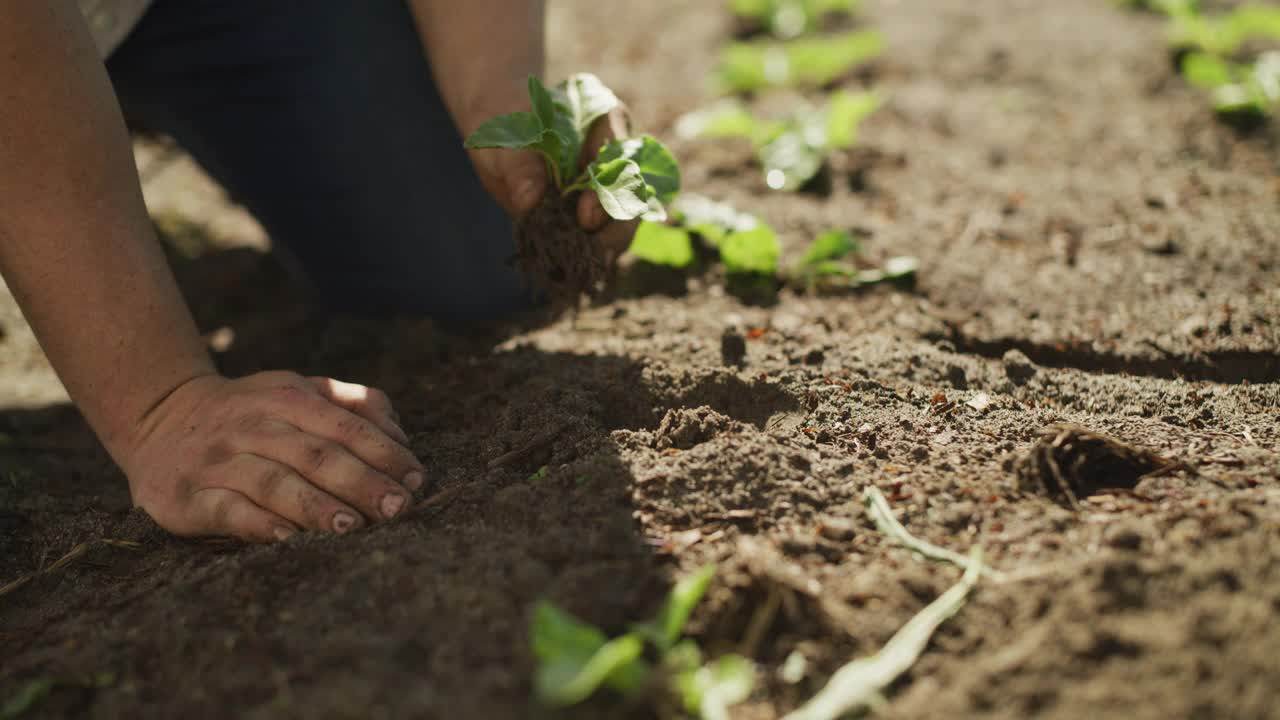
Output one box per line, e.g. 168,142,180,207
676,654,757,720
825,90,882,149
759,129,825,191
675,100,766,141
720,225,781,276
634,564,717,653
730,0,860,39
554,72,621,139
528,75,559,131
1181,51,1236,89
596,136,682,204
587,158,657,221
718,31,884,92
463,111,547,150
528,76,581,187
799,230,860,268
531,602,650,706
630,222,696,268
670,194,761,246
1,679,53,720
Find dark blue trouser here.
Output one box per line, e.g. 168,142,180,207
106,0,532,320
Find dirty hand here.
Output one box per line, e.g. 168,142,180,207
466,104,637,257
119,372,424,543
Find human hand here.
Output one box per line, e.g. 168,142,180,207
465,102,637,258
120,372,424,542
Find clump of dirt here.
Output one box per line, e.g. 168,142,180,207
1016,424,1175,507
515,192,607,307
653,406,744,451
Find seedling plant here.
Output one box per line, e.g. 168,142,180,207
730,0,861,40
1122,1,1280,123
629,193,917,296
530,565,755,719
678,90,882,191
717,30,884,93
464,74,681,302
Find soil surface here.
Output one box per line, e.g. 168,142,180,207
3,1,1279,718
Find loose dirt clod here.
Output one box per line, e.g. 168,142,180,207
515,192,608,307
1015,424,1174,508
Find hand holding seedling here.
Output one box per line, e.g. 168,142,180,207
464,74,682,303
465,90,637,254
121,373,424,542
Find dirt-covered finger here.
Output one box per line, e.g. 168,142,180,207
258,430,414,518
306,377,408,446
186,487,299,543
268,392,424,491
217,455,366,534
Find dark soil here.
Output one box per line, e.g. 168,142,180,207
516,192,607,307
3,1,1280,718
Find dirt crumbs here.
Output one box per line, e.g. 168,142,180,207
2,0,1280,718
515,192,608,307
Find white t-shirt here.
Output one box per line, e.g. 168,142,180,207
78,0,152,58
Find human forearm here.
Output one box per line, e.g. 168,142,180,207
407,0,546,135
0,1,214,459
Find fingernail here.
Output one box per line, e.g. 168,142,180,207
515,177,542,212
381,493,407,519
403,471,425,491
332,511,359,533
273,526,295,542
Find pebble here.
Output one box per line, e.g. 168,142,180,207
1002,349,1038,384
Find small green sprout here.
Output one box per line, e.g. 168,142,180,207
630,194,779,276
530,565,754,718
1182,50,1280,119
717,30,884,92
1168,4,1280,56
790,230,919,292
730,0,860,39
465,74,681,222
678,90,883,191
530,603,648,706
528,466,549,482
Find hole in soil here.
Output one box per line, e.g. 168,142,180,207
1015,424,1173,508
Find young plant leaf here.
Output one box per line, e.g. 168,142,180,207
1,679,53,720
554,73,621,139
630,222,696,268
1181,51,1236,89
825,90,882,149
587,158,658,221
463,111,547,150
670,193,762,245
759,128,825,191
675,100,768,142
596,136,683,204
634,564,717,653
531,602,650,706
720,225,781,276
718,30,884,92
731,0,861,39
675,653,757,720
881,255,920,280
799,230,860,268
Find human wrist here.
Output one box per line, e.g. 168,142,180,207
96,363,221,468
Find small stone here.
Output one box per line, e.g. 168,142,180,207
1002,349,1038,384
910,445,930,461
804,349,825,366
946,363,968,389
816,517,856,542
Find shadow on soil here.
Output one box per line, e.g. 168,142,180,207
0,245,801,719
